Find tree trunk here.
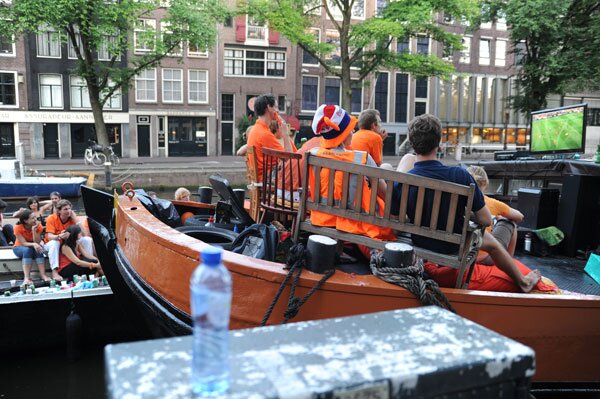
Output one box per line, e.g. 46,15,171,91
341,66,352,111
89,90,112,190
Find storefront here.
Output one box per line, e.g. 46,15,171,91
167,116,208,157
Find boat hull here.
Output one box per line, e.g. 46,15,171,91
0,177,87,199
96,191,600,383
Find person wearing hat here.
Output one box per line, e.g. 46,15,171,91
247,94,295,178
308,104,395,245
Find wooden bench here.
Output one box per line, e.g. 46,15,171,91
292,152,483,288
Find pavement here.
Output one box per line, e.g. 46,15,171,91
23,152,494,189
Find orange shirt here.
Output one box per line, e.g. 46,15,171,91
14,223,43,246
484,195,511,233
351,129,383,166
45,213,77,242
247,119,286,178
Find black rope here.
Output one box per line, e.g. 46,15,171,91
261,243,335,326
370,251,456,313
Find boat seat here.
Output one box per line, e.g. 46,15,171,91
0,248,19,261
245,145,261,222
293,153,483,289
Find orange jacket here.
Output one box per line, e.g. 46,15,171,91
308,148,395,240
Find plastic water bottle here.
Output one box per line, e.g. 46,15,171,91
191,246,232,397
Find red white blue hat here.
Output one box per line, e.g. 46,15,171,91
312,104,358,148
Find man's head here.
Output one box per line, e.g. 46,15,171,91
312,104,358,149
358,109,381,131
408,114,442,155
56,199,73,220
254,94,276,118
50,191,61,205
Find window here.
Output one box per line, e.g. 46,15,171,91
396,37,409,53
443,13,454,24
326,0,364,20
495,40,506,67
376,0,387,16
324,77,341,105
98,35,121,61
278,95,287,114
479,38,491,65
496,15,507,31
374,72,388,122
135,68,156,102
221,94,234,121
0,35,15,56
325,30,341,65
70,75,90,109
103,80,122,110
395,73,408,123
67,31,81,59
415,78,428,99
515,41,526,65
162,68,182,103
416,36,429,55
302,76,318,111
351,80,362,114
39,74,63,109
188,41,208,57
223,48,286,78
161,22,181,56
303,28,320,65
134,19,156,53
37,26,61,58
460,37,471,63
246,16,267,43
415,102,427,116
189,69,208,103
0,72,17,106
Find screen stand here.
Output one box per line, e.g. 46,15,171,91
541,153,571,160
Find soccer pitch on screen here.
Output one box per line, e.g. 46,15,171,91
530,107,585,153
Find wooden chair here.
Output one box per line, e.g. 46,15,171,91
245,146,262,222
259,147,303,231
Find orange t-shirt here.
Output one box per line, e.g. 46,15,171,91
45,213,77,242
14,223,43,246
351,129,383,166
247,119,286,179
484,195,511,233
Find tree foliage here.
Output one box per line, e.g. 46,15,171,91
244,0,479,110
482,0,600,114
0,0,229,147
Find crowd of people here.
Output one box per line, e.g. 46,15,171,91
2,191,102,284
238,93,558,294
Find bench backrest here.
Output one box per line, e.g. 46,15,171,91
293,152,479,287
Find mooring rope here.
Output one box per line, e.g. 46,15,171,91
370,251,455,313
261,243,335,326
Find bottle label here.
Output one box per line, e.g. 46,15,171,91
191,287,231,329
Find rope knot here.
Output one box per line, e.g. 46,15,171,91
284,297,302,319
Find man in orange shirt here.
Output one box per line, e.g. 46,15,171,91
351,109,387,166
44,199,94,281
247,94,295,178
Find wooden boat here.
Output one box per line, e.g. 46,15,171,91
82,185,600,384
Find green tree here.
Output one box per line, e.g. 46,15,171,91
244,0,479,110
0,0,228,185
483,0,600,114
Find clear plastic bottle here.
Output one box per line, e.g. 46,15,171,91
190,246,232,397
524,233,532,254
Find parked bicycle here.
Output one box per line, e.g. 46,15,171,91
84,140,120,167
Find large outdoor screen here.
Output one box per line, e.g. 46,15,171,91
530,104,587,154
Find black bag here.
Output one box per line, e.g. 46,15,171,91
134,189,181,228
230,224,279,261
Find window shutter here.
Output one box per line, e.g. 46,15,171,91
268,29,279,44
235,16,246,42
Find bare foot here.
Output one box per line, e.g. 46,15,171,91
51,269,64,282
40,274,51,282
520,269,542,293
23,277,33,285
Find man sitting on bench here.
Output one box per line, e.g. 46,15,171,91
393,114,545,293
308,104,395,258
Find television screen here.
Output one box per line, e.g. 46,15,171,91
530,104,587,154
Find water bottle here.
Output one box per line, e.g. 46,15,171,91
524,233,532,254
191,246,232,397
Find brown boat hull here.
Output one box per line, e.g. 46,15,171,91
115,195,600,383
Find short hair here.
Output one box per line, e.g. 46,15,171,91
0,199,6,210
408,114,442,155
19,209,34,224
358,109,380,130
466,166,489,188
50,191,61,198
174,187,191,201
56,199,72,210
254,94,276,117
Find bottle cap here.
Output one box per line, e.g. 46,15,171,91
201,246,223,266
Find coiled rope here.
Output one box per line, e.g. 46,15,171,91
261,243,335,326
370,251,455,313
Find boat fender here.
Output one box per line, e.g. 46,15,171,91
306,235,337,274
66,292,83,362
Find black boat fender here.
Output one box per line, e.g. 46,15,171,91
174,226,238,251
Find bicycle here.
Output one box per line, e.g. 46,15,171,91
84,141,120,167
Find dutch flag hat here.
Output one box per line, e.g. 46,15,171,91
312,104,358,148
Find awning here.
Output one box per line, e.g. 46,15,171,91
281,115,300,131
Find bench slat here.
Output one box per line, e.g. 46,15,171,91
414,186,425,226
446,193,458,232
313,165,322,205
383,180,393,219
430,190,442,230
341,171,350,210
369,178,378,215
399,183,409,224
327,168,335,207
354,173,363,212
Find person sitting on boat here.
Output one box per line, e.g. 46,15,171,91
12,196,52,224
309,104,396,258
58,225,102,281
44,199,94,282
39,191,62,217
12,209,50,284
0,199,16,246
236,126,255,157
351,109,388,167
467,165,524,264
174,187,191,202
392,114,554,293
247,94,296,179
